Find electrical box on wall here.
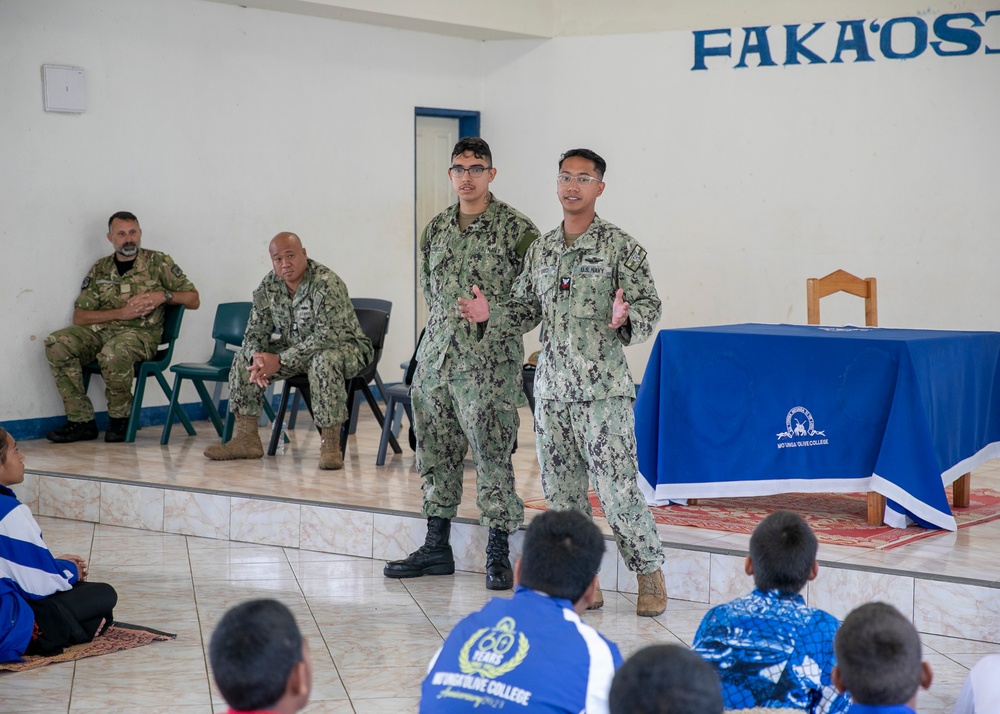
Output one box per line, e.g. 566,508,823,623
42,65,86,113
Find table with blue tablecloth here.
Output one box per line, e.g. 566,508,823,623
634,324,1000,530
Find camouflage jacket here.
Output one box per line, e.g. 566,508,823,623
492,216,662,402
74,249,196,337
418,196,538,374
243,259,373,368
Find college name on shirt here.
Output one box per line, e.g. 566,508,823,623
431,616,533,708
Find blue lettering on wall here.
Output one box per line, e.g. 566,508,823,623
692,28,732,70
691,10,999,69
736,27,778,68
877,17,928,59
832,20,874,63
930,13,982,56
988,11,1000,53
785,23,827,65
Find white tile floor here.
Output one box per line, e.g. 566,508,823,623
8,409,1000,713
2,514,992,713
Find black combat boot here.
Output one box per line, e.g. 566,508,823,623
383,517,455,578
105,417,129,443
484,528,513,591
46,419,99,443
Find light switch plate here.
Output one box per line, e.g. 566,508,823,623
42,65,86,113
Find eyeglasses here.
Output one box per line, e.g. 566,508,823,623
556,174,602,186
449,165,491,178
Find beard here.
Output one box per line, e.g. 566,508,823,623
118,243,139,258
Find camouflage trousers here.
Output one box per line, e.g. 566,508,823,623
44,325,159,421
228,344,364,428
412,360,524,533
535,396,665,574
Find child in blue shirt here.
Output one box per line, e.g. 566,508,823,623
832,602,932,714
692,510,850,714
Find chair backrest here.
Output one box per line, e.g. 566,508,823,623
149,304,186,367
351,297,392,315
353,306,390,384
212,302,253,346
806,269,878,327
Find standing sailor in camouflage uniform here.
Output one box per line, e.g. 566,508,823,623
45,211,200,444
459,149,668,616
384,138,539,590
204,232,372,470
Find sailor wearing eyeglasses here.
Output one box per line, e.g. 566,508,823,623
458,148,667,618
384,138,539,591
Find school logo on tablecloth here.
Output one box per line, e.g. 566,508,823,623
776,406,829,449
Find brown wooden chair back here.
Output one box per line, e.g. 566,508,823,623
806,269,878,326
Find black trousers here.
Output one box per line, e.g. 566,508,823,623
25,581,118,656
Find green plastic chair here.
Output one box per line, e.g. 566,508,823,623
161,302,277,444
82,303,193,443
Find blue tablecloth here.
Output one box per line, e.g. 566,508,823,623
634,324,1000,530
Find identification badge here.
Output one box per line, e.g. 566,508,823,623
120,283,131,294
559,277,571,290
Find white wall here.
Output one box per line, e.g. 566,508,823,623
2,1,998,425
481,17,1000,374
0,0,483,422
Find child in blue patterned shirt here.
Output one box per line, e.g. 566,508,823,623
692,510,850,714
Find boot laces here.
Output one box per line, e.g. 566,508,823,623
639,571,665,597
486,530,509,559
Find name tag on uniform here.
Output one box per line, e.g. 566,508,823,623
559,277,571,290
576,265,610,276
120,283,131,294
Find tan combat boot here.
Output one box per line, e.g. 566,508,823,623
204,414,264,460
636,568,667,617
587,583,605,610
318,426,343,470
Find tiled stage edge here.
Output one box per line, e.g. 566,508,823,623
21,470,1000,644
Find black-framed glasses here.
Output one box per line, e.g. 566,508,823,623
557,174,601,186
449,165,490,178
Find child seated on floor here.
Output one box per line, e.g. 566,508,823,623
0,426,117,663
692,510,850,714
609,643,724,714
832,602,932,713
209,599,312,714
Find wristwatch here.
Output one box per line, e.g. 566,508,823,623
164,290,173,304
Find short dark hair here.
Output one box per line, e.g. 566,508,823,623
0,426,9,465
518,510,605,603
209,599,303,711
451,137,492,165
559,148,607,178
748,510,817,593
610,644,724,714
108,211,139,230
835,602,923,706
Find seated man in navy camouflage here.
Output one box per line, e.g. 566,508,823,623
692,510,850,714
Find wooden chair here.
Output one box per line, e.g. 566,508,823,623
805,270,969,523
806,269,878,327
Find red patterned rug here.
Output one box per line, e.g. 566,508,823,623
523,487,1000,550
0,622,176,673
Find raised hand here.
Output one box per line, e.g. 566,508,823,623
608,288,630,329
457,285,491,323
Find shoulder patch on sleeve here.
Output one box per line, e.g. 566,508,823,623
623,245,647,272
81,276,91,289
514,228,539,258
171,264,184,278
